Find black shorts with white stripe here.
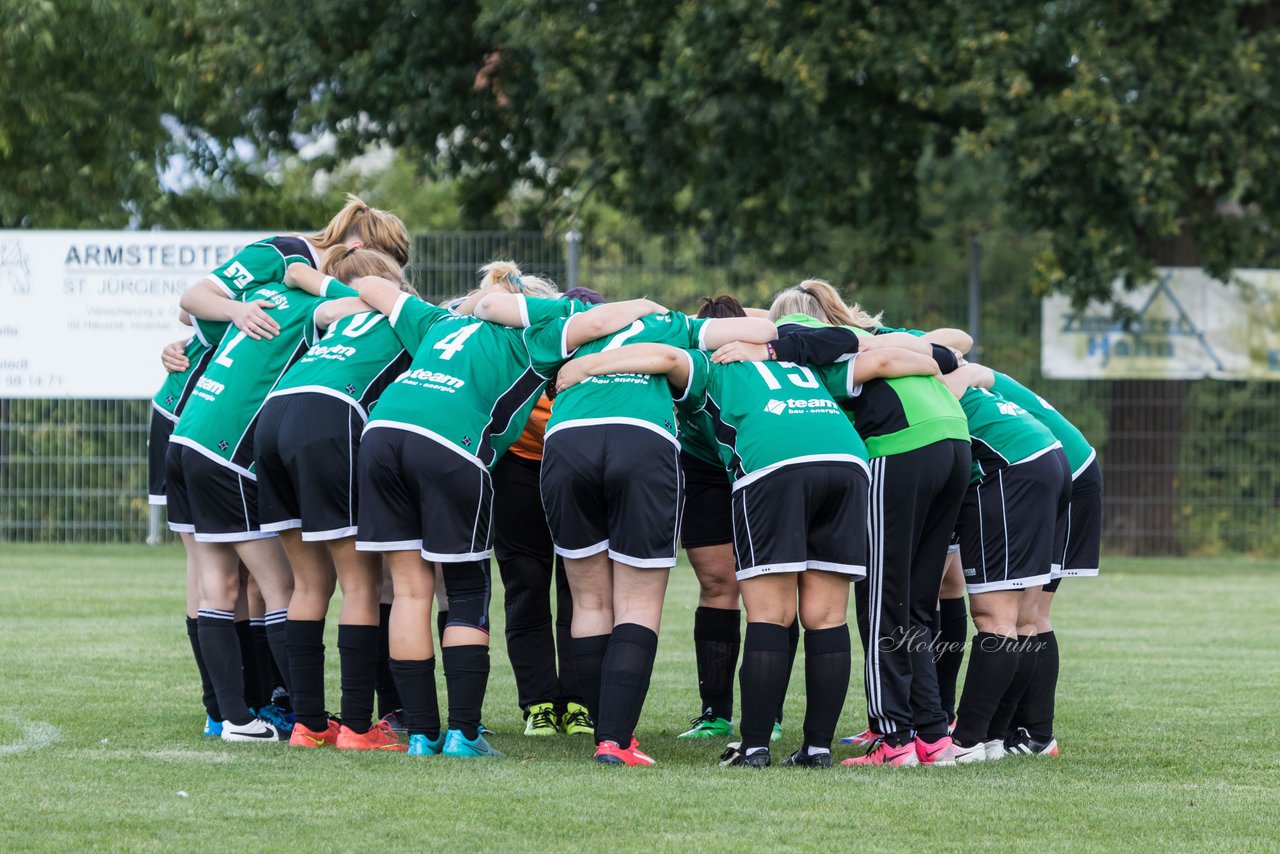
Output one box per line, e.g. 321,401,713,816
731,460,869,582
679,451,733,550
541,424,683,568
356,426,494,562
164,443,274,543
256,392,364,541
1046,456,1103,593
957,447,1071,593
148,407,176,506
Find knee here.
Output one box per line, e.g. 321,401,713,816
697,573,738,607
442,562,490,631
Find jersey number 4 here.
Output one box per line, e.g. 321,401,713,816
433,324,482,360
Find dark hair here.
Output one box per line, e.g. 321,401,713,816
564,286,606,305
697,294,746,319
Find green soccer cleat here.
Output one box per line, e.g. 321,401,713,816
524,702,560,736
678,712,734,739
560,702,594,736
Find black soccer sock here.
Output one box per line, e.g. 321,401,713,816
235,620,265,710
375,603,401,718
952,633,1020,747
801,624,851,753
388,657,440,739
436,610,448,647
248,618,276,709
285,619,326,731
738,622,792,751
199,610,253,725
441,644,490,740
1015,630,1059,740
571,634,610,721
595,623,659,747
935,597,968,723
264,610,291,699
340,624,380,734
987,634,1039,741
186,617,220,720
774,617,800,725
693,607,741,721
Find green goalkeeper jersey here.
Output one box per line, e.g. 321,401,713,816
681,349,868,488
989,371,1096,477
366,294,581,469
958,387,1062,483
171,281,356,476
270,305,411,419
547,311,710,445
150,317,230,421
206,235,318,298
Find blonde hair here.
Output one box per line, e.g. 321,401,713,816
767,278,882,329
307,194,410,267
477,260,559,299
320,245,412,292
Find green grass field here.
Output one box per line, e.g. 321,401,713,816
1,545,1277,852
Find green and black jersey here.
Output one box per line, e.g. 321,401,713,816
958,387,1061,483
775,313,969,458
680,349,868,488
366,294,581,469
171,280,356,476
547,311,711,445
677,407,723,467
150,317,230,423
206,235,318,299
269,306,411,420
990,371,1096,478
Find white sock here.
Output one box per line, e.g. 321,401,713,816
807,745,831,756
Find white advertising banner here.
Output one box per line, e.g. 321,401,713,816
0,230,264,398
1041,267,1280,380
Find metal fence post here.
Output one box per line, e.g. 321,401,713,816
967,232,982,361
565,229,582,290
147,504,164,545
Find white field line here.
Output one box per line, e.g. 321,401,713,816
0,715,60,756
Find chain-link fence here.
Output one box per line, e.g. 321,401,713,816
3,230,1276,554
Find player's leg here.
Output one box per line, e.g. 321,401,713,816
329,539,383,739
552,557,591,734
375,562,401,723
562,551,614,724
729,572,798,768
492,452,561,735
795,571,853,767
192,539,264,736
679,451,741,739
935,546,968,726
232,535,295,706
277,531,335,739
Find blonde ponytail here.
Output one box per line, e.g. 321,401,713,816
320,245,408,290
478,260,560,299
767,278,882,329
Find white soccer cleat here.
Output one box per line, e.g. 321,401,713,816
952,742,988,764
220,718,282,743
983,738,1007,761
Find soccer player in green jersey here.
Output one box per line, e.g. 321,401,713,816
740,279,973,767
540,307,775,767
938,363,1072,763
988,370,1101,757
555,338,940,768
251,249,418,751
169,257,361,742
307,267,666,758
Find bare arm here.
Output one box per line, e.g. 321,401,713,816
859,331,933,354
178,310,193,327
179,279,281,341
699,317,777,349
744,307,771,318
562,299,668,349
315,297,373,330
941,363,995,399
851,347,942,385
922,328,973,354
471,292,528,326
346,276,408,317
555,343,690,396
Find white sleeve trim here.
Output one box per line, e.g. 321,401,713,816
205,274,234,298
389,292,411,328
846,353,862,398
516,294,531,328
318,275,337,297
674,350,697,402
697,319,711,351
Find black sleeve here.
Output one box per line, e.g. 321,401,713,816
771,323,861,366
931,344,959,375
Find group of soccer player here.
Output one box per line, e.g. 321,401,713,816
149,196,1100,767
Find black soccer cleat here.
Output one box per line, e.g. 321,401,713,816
780,747,832,768
719,742,770,768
